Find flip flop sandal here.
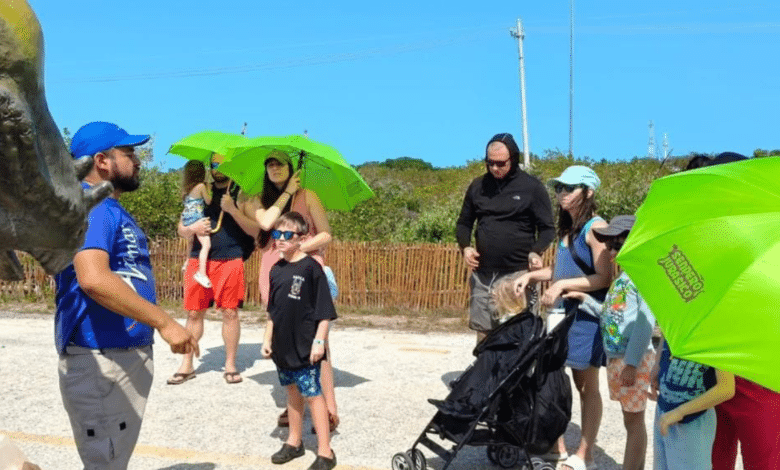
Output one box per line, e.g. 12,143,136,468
223,371,243,384
278,409,289,427
560,455,597,470
311,412,339,434
166,372,196,385
535,451,568,462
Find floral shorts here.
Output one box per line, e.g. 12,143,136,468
607,351,655,412
277,362,322,398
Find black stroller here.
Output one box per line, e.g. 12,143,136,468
391,308,575,470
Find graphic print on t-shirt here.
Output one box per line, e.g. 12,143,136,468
289,275,304,300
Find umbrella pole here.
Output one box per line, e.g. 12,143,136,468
211,181,234,234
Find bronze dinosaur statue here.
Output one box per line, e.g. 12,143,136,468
0,0,110,280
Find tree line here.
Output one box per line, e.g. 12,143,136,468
62,129,773,243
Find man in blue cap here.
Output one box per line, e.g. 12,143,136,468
56,121,199,470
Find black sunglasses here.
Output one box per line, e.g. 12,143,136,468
486,158,510,168
210,162,221,169
553,183,581,194
605,238,625,252
271,230,305,240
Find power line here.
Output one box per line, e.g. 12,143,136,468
57,31,494,84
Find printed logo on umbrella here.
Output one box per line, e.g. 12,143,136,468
657,245,705,302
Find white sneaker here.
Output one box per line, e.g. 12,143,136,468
193,271,212,288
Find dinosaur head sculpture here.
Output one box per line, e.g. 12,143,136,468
0,0,111,280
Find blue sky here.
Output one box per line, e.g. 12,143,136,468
28,1,780,170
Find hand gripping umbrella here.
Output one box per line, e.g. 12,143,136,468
218,135,374,211
616,157,780,392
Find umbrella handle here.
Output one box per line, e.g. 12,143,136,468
210,181,234,234
211,211,224,234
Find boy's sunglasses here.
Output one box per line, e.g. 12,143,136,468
210,162,221,169
271,230,305,240
553,183,581,194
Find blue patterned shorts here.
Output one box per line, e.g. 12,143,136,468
277,363,322,397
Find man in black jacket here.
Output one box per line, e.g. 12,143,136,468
456,133,555,342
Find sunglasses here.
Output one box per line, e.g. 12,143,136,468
605,238,625,252
553,183,581,194
210,162,221,169
271,230,305,240
486,158,510,168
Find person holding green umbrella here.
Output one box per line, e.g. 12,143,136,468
254,149,339,433
686,153,780,470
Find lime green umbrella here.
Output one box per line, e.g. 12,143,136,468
218,135,374,211
168,130,248,164
617,157,780,392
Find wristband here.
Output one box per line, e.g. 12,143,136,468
313,339,325,345
284,191,293,196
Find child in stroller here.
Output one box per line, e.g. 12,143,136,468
392,273,574,470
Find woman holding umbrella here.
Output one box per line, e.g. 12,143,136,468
255,149,339,432
513,166,612,470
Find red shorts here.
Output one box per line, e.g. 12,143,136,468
712,376,780,470
184,258,245,311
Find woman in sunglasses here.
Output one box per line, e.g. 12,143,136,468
513,165,612,470
254,149,339,433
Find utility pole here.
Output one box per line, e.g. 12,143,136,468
569,0,575,158
510,18,530,168
647,120,656,159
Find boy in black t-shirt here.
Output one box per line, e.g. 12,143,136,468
262,212,337,470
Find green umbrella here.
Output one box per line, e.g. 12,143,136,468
218,135,374,211
168,130,248,164
616,157,780,392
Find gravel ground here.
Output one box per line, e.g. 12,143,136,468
0,311,741,470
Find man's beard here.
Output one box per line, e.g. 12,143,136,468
111,174,140,192
212,172,229,184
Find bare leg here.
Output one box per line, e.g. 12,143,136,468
195,234,210,277
320,339,338,421
222,307,240,373
174,309,206,375
622,410,647,470
308,394,332,457
286,385,304,447
562,367,603,469
184,237,193,270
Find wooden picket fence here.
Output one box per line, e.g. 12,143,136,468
0,240,557,309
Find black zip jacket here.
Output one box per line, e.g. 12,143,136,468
456,168,555,274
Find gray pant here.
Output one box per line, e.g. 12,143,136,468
59,345,153,470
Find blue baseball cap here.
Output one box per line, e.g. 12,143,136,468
548,165,601,191
70,121,150,158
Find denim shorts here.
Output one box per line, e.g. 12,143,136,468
277,363,322,398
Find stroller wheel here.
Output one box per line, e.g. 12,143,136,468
391,452,413,470
486,445,500,464
495,444,521,469
409,448,427,470
531,461,555,470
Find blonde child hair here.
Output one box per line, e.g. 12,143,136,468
492,271,528,319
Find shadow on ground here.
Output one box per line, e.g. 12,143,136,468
157,464,216,470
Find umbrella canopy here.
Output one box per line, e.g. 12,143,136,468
616,157,780,392
218,135,374,211
168,130,248,164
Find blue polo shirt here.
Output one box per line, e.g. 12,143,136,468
54,187,155,354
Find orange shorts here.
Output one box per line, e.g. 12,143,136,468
607,351,655,412
184,258,245,311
